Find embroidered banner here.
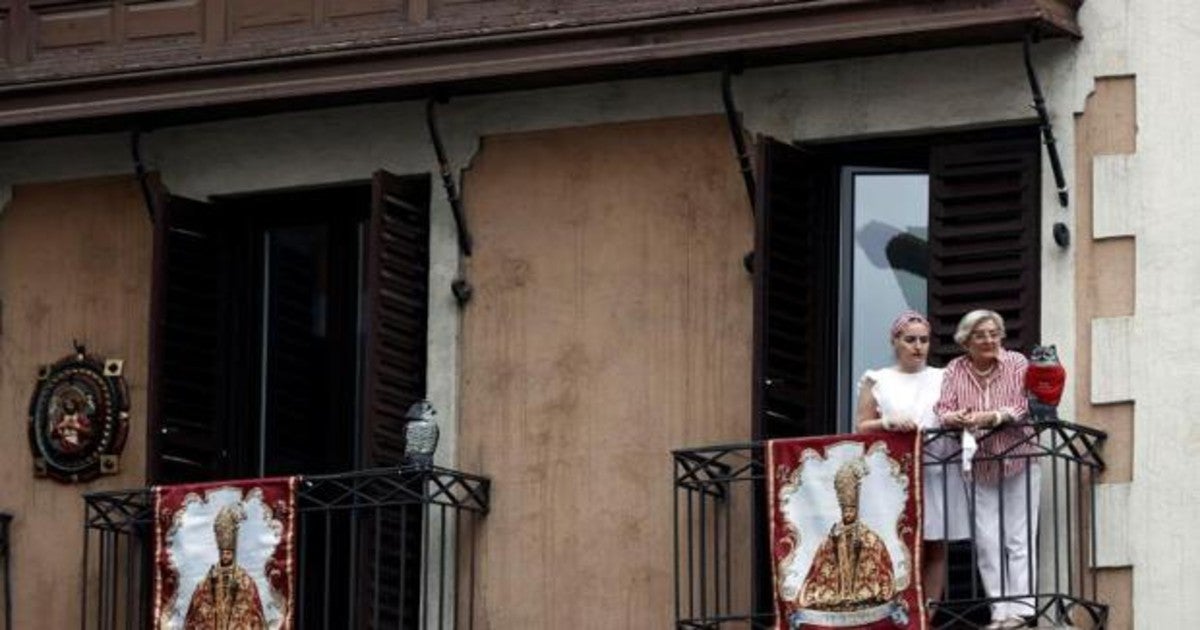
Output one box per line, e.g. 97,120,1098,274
153,477,298,630
769,433,925,630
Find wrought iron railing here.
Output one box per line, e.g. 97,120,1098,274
1,512,11,630
81,464,489,630
673,420,1107,629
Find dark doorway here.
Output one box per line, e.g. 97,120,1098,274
149,173,433,628
241,186,369,478
751,128,1043,628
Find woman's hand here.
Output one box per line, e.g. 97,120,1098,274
883,414,918,432
965,411,1004,429
942,410,971,429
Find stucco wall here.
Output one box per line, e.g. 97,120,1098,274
456,115,753,628
0,176,151,630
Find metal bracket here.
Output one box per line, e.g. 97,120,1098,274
1023,33,1070,248
425,97,474,257
0,184,11,218
130,129,158,223
1023,33,1068,208
721,63,757,214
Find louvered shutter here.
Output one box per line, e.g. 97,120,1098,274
752,137,840,440
359,171,431,628
361,170,431,465
148,194,233,483
928,134,1041,366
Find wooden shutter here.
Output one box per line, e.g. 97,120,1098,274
928,133,1041,366
359,171,431,629
752,137,840,440
361,170,431,466
148,194,232,483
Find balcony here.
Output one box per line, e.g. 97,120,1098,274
673,420,1107,629
81,464,489,629
0,0,1082,135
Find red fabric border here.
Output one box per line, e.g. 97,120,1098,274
768,433,926,630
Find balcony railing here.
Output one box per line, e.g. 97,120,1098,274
1,512,10,630
673,420,1107,629
81,464,489,630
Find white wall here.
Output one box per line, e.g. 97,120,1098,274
1106,3,1200,628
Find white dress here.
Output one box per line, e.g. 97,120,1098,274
860,366,970,541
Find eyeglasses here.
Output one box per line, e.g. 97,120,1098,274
970,330,1004,342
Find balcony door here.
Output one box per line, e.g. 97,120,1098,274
149,184,370,481
148,172,431,627
752,128,1043,440
750,128,1044,621
148,173,431,483
254,192,365,477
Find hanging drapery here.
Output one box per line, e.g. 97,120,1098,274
769,433,925,630
153,477,298,630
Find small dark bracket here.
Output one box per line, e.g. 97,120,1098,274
451,278,473,306
1023,33,1069,210
130,129,158,223
721,64,757,215
426,97,474,257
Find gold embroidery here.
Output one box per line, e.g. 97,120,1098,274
797,459,896,611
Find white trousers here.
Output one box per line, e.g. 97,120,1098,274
969,463,1041,621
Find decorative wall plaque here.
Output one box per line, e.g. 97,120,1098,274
27,344,130,483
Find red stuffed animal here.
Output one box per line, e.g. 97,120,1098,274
1026,344,1066,416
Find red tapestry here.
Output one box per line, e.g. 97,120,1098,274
153,477,297,630
768,433,925,630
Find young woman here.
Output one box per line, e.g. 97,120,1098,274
856,311,969,608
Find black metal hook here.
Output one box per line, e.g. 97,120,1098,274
425,97,474,257
721,62,757,214
130,129,158,223
1023,32,1069,210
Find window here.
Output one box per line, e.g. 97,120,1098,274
839,168,930,430
147,171,431,480
752,127,1042,439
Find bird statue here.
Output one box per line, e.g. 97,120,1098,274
1025,344,1066,420
404,399,439,467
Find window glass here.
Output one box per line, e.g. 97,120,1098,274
841,170,930,429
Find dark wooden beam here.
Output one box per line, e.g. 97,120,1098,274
0,0,1081,136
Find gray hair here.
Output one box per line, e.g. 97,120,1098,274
953,309,1006,346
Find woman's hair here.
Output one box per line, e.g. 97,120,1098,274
889,310,930,339
953,309,1006,346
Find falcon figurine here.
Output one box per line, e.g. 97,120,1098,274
1026,344,1066,420
404,400,440,467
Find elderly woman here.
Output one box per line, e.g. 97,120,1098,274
857,311,969,609
935,310,1038,630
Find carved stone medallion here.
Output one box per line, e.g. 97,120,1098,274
27,346,130,483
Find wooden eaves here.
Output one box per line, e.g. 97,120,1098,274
0,0,1081,138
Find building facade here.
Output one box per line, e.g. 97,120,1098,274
0,0,1183,628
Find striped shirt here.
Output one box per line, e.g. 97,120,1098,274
935,350,1033,484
